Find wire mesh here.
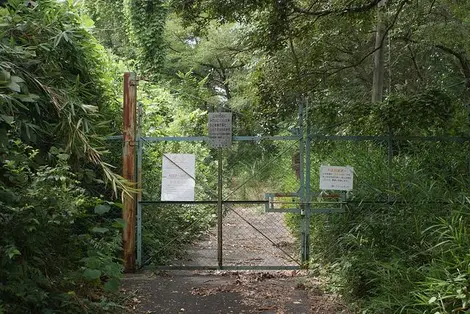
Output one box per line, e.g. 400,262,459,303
221,204,300,267
138,137,303,268
106,130,470,270
141,203,217,266
220,140,302,267
308,138,470,204
224,140,300,200
306,135,470,272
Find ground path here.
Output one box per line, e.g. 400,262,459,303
122,206,348,313
176,206,299,268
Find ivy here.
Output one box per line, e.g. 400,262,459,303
125,0,168,77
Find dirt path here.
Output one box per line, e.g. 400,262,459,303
177,205,299,267
122,270,347,313
122,207,348,313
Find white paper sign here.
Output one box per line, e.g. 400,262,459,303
320,166,354,191
208,112,232,148
161,154,195,201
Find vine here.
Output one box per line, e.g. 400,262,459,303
124,0,168,77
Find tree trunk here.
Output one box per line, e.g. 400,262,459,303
372,1,386,103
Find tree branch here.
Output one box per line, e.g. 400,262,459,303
406,44,423,81
321,0,406,76
293,0,382,17
435,44,470,90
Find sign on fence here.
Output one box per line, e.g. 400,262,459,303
161,154,196,201
208,112,232,148
320,165,354,191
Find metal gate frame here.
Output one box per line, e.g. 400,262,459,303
117,73,470,272
134,102,318,270
115,97,470,271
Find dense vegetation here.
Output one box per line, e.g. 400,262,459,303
2,0,470,313
0,1,124,312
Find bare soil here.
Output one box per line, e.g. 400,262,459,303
122,207,349,313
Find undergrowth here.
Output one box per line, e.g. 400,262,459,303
1,141,124,313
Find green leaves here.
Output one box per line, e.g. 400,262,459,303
83,268,102,281
0,115,14,125
0,140,123,312
5,246,21,259
104,278,120,292
6,75,24,93
91,227,109,234
124,0,167,76
94,204,110,215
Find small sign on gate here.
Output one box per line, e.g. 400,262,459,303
319,165,354,191
161,154,196,201
208,112,232,148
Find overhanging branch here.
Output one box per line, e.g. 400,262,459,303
293,0,382,17
435,44,470,90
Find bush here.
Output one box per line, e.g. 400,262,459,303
0,141,123,313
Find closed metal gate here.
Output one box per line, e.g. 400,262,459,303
135,103,320,270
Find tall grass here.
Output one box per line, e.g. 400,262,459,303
304,140,470,312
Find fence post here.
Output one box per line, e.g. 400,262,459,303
217,148,223,269
298,102,308,264
136,102,143,268
304,99,311,265
123,72,137,272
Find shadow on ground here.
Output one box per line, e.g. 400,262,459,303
122,270,348,314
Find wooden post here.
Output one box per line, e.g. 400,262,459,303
123,72,137,272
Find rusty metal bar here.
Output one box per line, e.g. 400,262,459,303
122,72,137,272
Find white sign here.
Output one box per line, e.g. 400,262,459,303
320,165,354,191
161,154,196,201
208,112,232,148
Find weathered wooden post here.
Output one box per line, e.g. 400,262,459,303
123,72,137,272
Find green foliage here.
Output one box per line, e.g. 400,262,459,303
81,0,135,59
412,211,470,314
0,0,126,193
124,0,168,76
309,89,466,136
0,2,128,312
0,141,123,313
142,204,215,264
300,101,470,312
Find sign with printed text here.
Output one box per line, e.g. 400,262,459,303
161,154,195,201
319,165,354,191
208,112,232,148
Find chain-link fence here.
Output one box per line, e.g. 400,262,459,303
136,137,304,269
305,134,470,269
221,140,302,269
105,123,470,271
307,136,470,203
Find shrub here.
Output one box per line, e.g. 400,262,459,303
0,141,123,313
